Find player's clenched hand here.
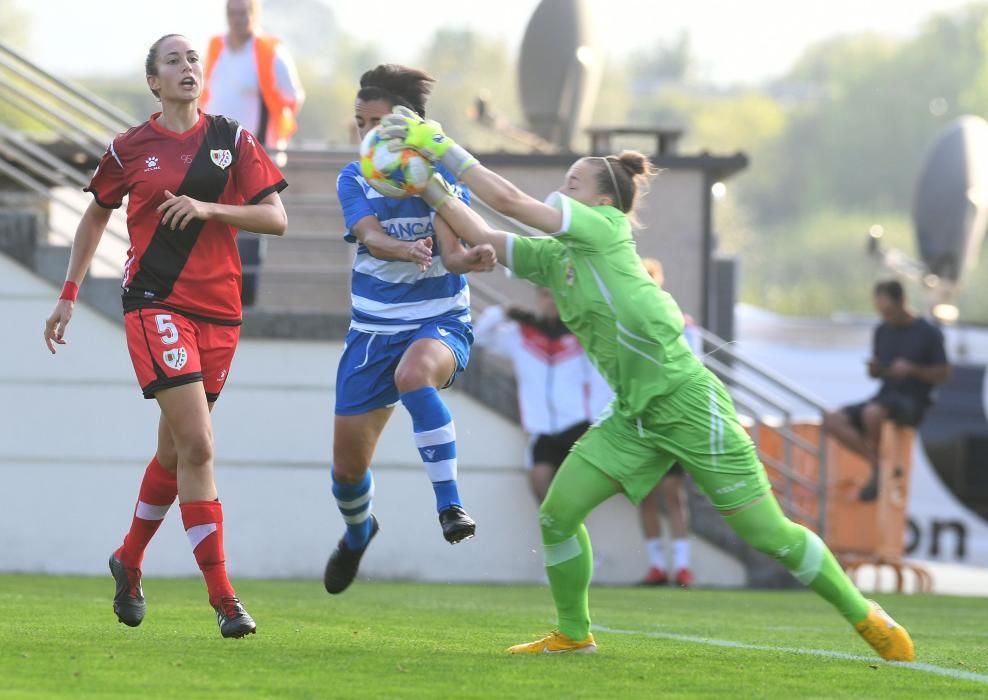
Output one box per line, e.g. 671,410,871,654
406,236,434,272
463,243,497,272
44,300,74,354
157,190,213,231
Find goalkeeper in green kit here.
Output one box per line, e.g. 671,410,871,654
379,107,915,661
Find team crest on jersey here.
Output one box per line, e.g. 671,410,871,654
210,149,233,170
162,347,188,371
565,263,576,286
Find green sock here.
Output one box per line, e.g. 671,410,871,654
538,452,619,641
543,525,594,640
724,495,870,624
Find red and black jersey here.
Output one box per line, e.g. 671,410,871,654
86,111,287,323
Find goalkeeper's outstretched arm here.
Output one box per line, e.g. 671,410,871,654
455,163,563,235
429,183,511,264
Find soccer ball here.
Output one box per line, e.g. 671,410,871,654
359,126,434,198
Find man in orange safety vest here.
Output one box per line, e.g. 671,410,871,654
203,0,305,151
202,0,305,305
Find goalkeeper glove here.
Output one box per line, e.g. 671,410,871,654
379,106,478,178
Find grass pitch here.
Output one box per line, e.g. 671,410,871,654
1,575,986,698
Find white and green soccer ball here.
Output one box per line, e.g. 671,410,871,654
359,126,434,198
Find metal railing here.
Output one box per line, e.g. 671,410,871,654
0,41,132,140
0,128,128,274
0,40,137,276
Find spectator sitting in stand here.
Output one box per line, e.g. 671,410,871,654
823,280,950,501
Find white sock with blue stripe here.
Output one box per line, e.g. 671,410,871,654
332,470,374,550
400,386,462,512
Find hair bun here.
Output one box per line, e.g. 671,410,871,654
617,150,650,177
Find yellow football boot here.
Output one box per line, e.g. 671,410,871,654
507,630,597,654
854,600,915,661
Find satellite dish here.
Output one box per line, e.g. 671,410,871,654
913,116,988,284
518,0,602,150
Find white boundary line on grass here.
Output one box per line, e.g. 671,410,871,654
593,625,988,686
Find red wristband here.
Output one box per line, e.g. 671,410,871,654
59,281,79,302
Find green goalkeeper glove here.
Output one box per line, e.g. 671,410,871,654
379,106,478,178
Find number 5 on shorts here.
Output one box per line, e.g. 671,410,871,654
155,314,179,345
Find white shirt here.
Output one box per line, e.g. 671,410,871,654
205,36,305,146
474,305,613,436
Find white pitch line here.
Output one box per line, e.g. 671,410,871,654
593,625,988,686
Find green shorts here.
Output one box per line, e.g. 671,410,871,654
570,367,771,510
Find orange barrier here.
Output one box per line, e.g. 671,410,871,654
747,419,932,593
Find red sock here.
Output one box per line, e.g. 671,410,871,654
180,500,236,605
116,456,178,569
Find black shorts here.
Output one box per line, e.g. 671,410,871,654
528,421,592,470
842,392,927,431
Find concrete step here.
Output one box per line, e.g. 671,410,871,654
254,273,352,313
280,151,355,195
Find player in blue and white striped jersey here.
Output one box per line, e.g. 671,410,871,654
323,65,496,595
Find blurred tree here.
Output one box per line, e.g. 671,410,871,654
416,29,519,151
738,209,915,316
263,0,337,78
294,35,383,146
757,5,988,225
629,31,697,91
590,58,632,129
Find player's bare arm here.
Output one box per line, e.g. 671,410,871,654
44,199,113,354
432,191,511,264
434,214,496,274
351,214,433,272
157,190,287,235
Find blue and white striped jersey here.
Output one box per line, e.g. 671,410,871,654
337,161,471,333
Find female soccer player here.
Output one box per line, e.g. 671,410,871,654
43,34,288,638
323,65,496,595
380,108,915,661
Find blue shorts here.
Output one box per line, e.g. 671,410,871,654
335,318,473,416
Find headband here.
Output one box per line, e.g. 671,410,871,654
595,157,624,211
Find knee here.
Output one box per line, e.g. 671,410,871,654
332,444,371,484
538,500,577,540
739,515,791,557
175,431,213,469
822,410,845,432
862,403,886,429
332,461,368,484
752,519,808,562
394,363,434,394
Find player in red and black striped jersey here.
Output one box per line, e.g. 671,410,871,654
87,106,285,323
43,34,287,638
